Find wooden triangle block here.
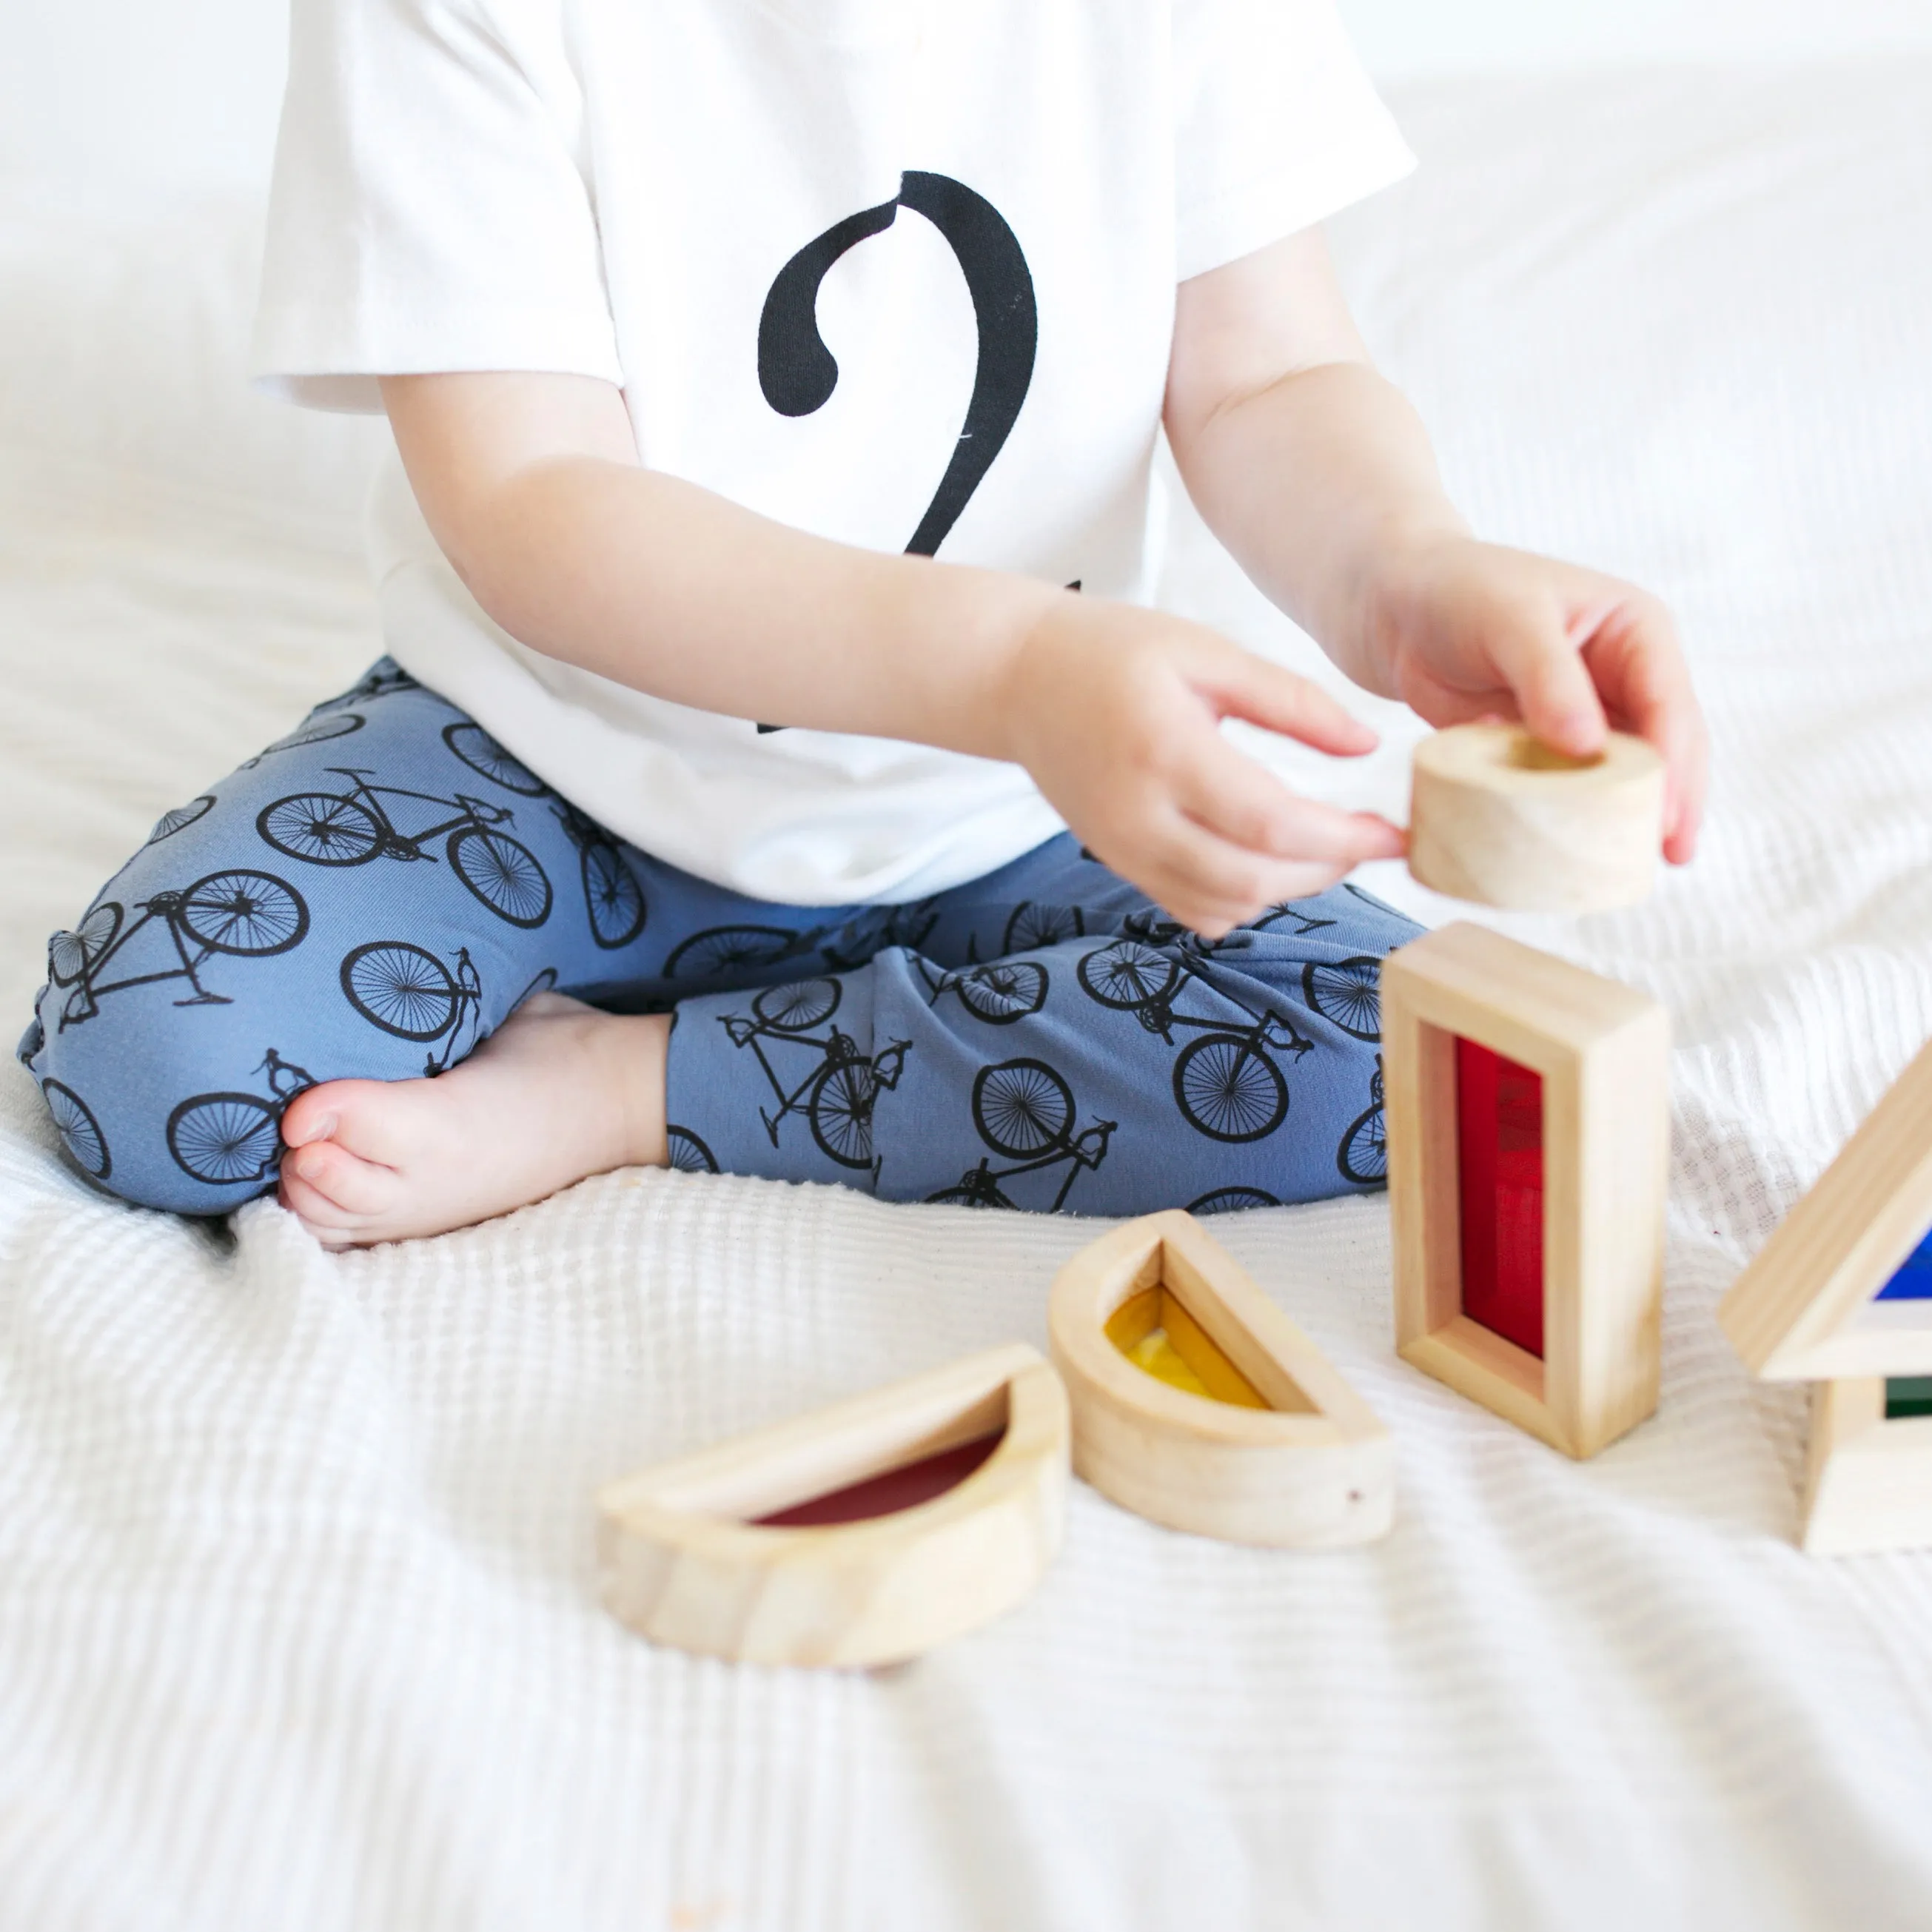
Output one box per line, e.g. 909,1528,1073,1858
1796,1377,1932,1555
1047,1210,1394,1546
1720,1037,1932,1381
597,1344,1069,1668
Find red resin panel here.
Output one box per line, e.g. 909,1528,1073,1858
751,1431,1002,1529
1455,1037,1546,1358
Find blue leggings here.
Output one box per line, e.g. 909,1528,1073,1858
19,661,1421,1219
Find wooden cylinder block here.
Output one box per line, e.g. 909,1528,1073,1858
1408,723,1665,913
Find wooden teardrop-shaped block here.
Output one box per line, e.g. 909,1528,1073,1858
1047,1211,1394,1547
597,1343,1069,1668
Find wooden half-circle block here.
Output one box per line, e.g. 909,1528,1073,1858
1047,1211,1394,1547
596,1343,1069,1668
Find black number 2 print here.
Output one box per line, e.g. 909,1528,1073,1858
754,172,1037,733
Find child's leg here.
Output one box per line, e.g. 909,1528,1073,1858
19,662,682,1228
666,836,1423,1215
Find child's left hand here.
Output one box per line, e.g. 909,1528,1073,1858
1358,533,1708,864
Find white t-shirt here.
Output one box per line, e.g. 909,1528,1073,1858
255,0,1412,906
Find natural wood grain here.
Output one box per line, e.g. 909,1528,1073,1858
1800,1376,1932,1555
1047,1211,1394,1547
1717,1038,1932,1381
1409,722,1665,911
1384,922,1669,1459
597,1344,1069,1668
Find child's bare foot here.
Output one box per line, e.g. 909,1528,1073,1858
275,993,671,1249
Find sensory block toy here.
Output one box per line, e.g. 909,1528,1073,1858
1382,922,1671,1459
1719,1038,1932,1554
597,1344,1068,1667
1409,722,1666,913
1047,1210,1394,1547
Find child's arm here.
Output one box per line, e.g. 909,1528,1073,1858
383,374,1403,936
1164,228,1708,864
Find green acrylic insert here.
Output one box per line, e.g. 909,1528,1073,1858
1884,1376,1932,1421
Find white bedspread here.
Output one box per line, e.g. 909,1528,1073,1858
4,64,1931,1930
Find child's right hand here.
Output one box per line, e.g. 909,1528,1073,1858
999,596,1405,938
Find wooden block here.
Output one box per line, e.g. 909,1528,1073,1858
1717,1039,1932,1380
1799,1376,1932,1555
1409,722,1665,912
597,1344,1068,1668
1047,1210,1394,1547
1383,922,1670,1459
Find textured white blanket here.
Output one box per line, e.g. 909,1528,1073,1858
3,64,1931,1931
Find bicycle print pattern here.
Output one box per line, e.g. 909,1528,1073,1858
1076,936,1315,1143
927,1055,1114,1210
24,648,1421,1218
718,978,910,1171
47,871,311,1033
256,766,553,928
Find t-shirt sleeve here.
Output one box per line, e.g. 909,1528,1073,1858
253,0,623,412
1173,0,1415,283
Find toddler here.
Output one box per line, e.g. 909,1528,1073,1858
21,0,1705,1244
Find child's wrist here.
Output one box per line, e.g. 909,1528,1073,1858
971,576,1080,768
1337,517,1472,696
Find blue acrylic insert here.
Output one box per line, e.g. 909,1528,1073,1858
1876,1227,1932,1301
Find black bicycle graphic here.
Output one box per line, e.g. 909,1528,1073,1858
167,1046,316,1188
1077,939,1314,1142
1303,956,1383,1041
341,941,484,1076
443,720,549,796
927,1057,1115,1210
552,802,647,950
667,1126,719,1174
817,899,940,972
1003,902,1085,952
146,795,215,845
924,957,1049,1026
720,978,908,1169
1190,1187,1281,1215
315,663,419,711
41,1078,110,1181
256,768,552,928
665,924,810,982
1254,901,1339,939
1338,1059,1387,1186
241,711,366,767
49,871,311,1031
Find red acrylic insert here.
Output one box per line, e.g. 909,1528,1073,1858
1455,1037,1546,1358
751,1432,1002,1529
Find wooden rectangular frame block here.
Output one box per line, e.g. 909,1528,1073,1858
1718,1038,1932,1381
1799,1377,1932,1555
597,1344,1069,1668
1047,1210,1394,1547
1383,922,1671,1459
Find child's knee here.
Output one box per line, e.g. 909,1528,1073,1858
22,979,302,1215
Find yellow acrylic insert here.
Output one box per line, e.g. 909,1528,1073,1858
1104,1287,1269,1409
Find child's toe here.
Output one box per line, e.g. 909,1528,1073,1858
284,1140,400,1217
318,1081,426,1169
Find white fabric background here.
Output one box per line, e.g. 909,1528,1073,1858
2,61,1931,1929
7,0,1932,198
